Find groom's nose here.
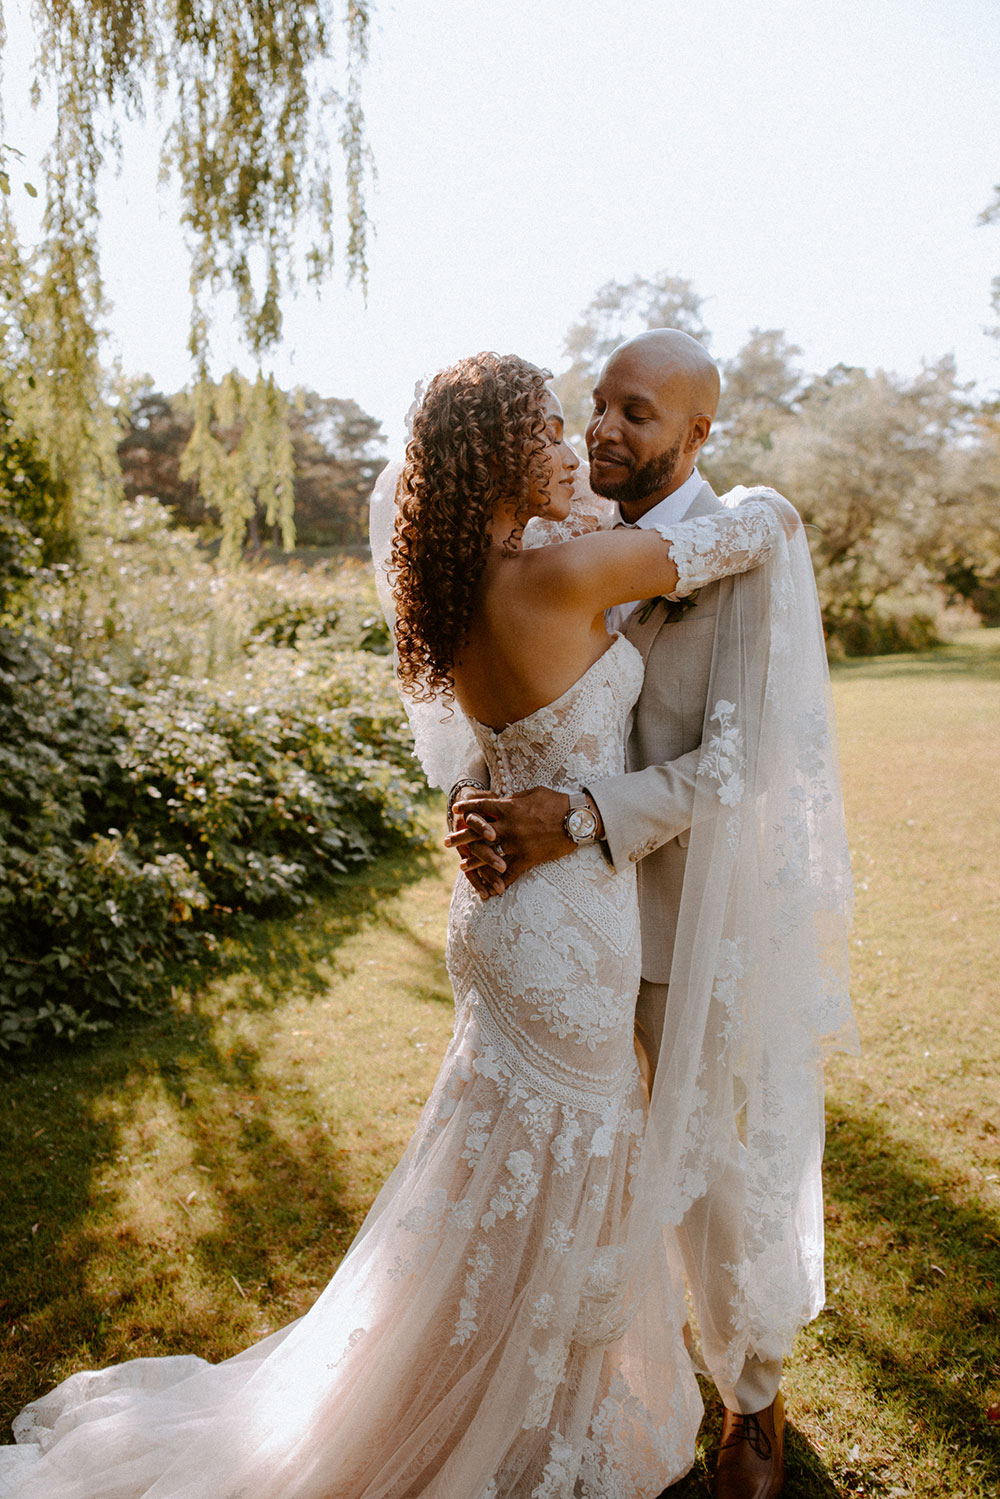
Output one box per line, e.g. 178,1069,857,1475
588,406,620,445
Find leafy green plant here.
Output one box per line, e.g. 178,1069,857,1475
0,392,72,621
0,627,424,1051
0,501,425,1051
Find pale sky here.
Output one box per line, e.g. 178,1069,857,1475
4,0,1000,448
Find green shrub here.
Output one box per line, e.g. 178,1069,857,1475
0,394,72,622
825,604,942,658
0,508,426,1052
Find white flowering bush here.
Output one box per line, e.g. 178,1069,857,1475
1,500,421,1051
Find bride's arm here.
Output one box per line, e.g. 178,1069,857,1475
531,494,790,616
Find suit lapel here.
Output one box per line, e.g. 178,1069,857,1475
622,480,722,663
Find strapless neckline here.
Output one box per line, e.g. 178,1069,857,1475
466,633,634,739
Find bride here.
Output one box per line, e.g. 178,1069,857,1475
1,352,831,1498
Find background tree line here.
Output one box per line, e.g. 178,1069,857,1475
117,380,386,549
554,273,1000,654
0,0,996,1048
109,272,1000,658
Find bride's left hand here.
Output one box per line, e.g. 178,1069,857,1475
445,810,507,898
446,787,576,896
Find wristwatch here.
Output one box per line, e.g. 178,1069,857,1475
563,792,601,847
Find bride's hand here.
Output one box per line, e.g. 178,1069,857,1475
449,787,577,895
445,809,507,898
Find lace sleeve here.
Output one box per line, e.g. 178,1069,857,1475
652,492,791,598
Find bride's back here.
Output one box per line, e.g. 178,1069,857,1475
452,543,613,732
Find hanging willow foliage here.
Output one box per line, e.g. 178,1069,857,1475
180,370,297,563
0,0,372,553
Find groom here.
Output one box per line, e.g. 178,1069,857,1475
449,329,787,1499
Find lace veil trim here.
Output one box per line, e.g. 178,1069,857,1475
621,495,857,1379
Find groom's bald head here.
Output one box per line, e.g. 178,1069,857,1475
586,329,719,519
606,329,720,419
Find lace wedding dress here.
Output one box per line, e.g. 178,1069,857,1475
1,631,704,1498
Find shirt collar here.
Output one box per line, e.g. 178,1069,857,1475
616,467,703,529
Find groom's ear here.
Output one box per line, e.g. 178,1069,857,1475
686,412,712,455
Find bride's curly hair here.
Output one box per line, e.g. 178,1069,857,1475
390,352,553,701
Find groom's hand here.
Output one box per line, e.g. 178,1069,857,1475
445,787,575,895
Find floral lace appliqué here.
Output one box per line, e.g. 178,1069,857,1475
651,497,779,598
451,1242,495,1346
481,1150,541,1231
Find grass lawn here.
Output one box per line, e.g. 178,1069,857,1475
2,630,998,1496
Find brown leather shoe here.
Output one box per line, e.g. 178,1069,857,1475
714,1391,785,1498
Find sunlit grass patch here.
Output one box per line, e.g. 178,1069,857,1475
1,830,454,1423
659,630,1000,1498
784,629,1000,1499
3,635,999,1497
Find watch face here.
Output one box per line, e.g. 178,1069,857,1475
566,807,599,843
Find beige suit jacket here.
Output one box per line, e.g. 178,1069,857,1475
586,479,726,984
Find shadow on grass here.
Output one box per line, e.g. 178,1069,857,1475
817,1099,1000,1491
662,1091,1000,1498
203,837,442,1008
0,837,441,1432
829,631,1000,684
6,838,997,1493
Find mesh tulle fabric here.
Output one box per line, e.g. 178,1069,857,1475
0,636,703,1499
628,490,857,1388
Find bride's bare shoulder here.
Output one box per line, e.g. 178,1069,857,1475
519,526,635,578
505,528,652,618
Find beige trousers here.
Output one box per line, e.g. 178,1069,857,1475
635,978,782,1415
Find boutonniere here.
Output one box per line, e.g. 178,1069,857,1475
636,591,700,626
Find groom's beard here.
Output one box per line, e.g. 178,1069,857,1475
587,440,682,510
